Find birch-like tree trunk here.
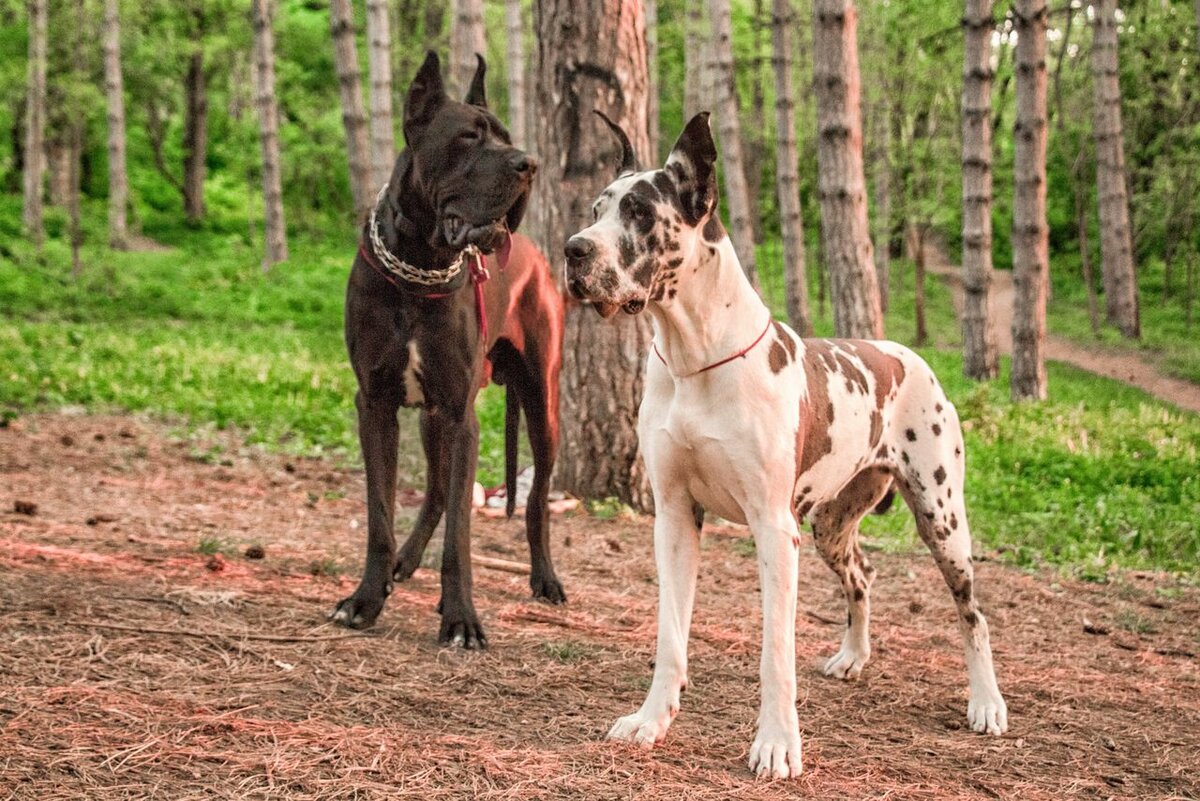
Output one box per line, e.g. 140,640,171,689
182,42,208,224
683,0,705,119
1011,0,1049,400
1089,0,1139,339
533,0,652,511
23,0,47,247
812,0,883,339
365,0,395,190
252,0,288,267
103,0,128,249
707,0,758,283
330,0,371,218
450,0,485,96
772,0,810,334
961,0,999,379
504,0,527,149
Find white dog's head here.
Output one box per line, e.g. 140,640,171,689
564,112,726,318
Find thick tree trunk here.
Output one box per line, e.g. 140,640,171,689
504,0,527,149
1089,0,1139,339
103,0,128,249
1072,152,1101,337
365,0,396,190
811,0,883,339
252,0,288,268
683,0,705,119
450,0,485,96
746,0,767,242
23,0,47,247
772,0,810,334
961,0,999,379
182,47,208,224
869,87,890,313
424,0,446,53
330,0,372,218
533,0,653,511
645,0,659,158
1010,0,1049,401
707,0,758,283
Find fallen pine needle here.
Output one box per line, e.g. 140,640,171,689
61,620,371,643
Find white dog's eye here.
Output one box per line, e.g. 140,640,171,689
592,203,600,221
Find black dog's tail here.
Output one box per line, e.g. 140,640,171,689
505,383,520,519
873,482,897,515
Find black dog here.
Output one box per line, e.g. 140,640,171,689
332,53,566,648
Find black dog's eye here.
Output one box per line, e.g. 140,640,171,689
459,129,481,143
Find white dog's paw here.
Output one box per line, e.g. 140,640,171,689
606,709,674,749
822,644,870,680
967,690,1008,735
748,725,803,779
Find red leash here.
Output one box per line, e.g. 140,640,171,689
652,316,774,376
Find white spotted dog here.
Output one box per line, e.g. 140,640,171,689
563,112,1007,779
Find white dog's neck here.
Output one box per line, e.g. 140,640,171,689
647,234,770,377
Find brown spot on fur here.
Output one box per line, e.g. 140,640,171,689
772,321,796,359
768,340,789,374
935,402,944,413
852,341,907,408
868,409,883,448
932,423,942,436
933,465,947,485
797,343,835,475
962,611,978,626
950,512,958,530
905,428,917,442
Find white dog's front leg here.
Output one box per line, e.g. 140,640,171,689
607,499,700,748
748,520,803,779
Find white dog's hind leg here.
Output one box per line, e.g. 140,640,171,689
811,467,893,680
747,516,804,779
607,499,700,748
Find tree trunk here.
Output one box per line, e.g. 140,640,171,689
811,0,883,339
533,0,653,511
425,0,446,53
182,46,208,224
913,224,927,346
772,0,810,334
869,83,890,313
449,0,485,97
1010,0,1049,401
1089,0,1139,339
252,0,288,268
330,0,372,218
504,0,527,149
365,0,396,190
1072,152,1101,337
961,0,999,379
46,138,69,206
645,0,659,158
103,0,128,249
67,119,82,277
22,0,47,247
683,0,705,119
707,0,758,283
746,0,767,242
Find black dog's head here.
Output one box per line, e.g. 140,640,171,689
563,112,723,317
399,52,536,254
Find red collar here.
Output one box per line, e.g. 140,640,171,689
358,242,494,342
652,316,774,376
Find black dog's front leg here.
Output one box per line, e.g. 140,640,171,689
437,411,486,648
331,390,400,629
393,409,448,582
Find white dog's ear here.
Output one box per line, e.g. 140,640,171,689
666,112,718,226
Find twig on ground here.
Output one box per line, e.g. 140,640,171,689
60,620,370,643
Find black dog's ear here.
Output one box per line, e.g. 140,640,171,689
593,110,638,177
464,54,487,108
404,51,446,137
665,112,718,225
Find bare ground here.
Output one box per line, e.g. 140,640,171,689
2,414,1198,800
923,247,1200,414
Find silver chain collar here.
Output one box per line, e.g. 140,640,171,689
367,183,478,287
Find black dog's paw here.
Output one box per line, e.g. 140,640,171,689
329,591,385,629
531,574,567,605
392,555,421,583
438,607,487,649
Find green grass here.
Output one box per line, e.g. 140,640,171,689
3,224,1199,578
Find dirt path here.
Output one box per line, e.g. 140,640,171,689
2,414,1198,799
923,245,1200,413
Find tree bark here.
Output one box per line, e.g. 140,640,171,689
811,0,883,339
683,0,705,119
365,0,396,190
645,0,659,159
869,77,890,313
746,0,767,242
22,0,47,247
1010,0,1049,401
1072,152,1101,337
1089,0,1139,339
330,0,372,218
961,0,999,379
46,138,69,206
103,0,128,249
772,0,810,334
252,0,288,268
182,44,208,224
450,0,485,97
533,0,653,511
504,0,527,149
707,0,758,283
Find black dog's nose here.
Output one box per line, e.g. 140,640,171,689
510,153,537,175
564,237,595,261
